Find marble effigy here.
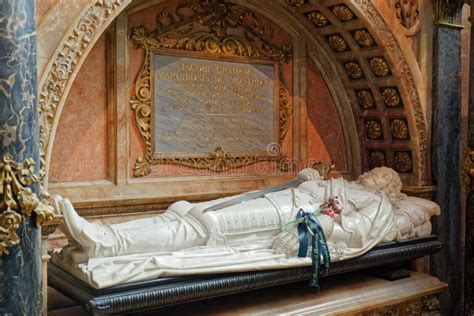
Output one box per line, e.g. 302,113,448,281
51,167,440,289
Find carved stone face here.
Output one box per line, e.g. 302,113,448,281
357,167,398,192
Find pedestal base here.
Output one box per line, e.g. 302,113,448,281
154,272,446,315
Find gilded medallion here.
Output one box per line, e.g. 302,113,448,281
394,151,412,173
369,151,386,168
331,4,355,21
287,0,306,7
369,57,391,77
356,89,375,109
390,119,409,140
305,11,329,27
352,29,375,47
365,120,383,140
327,34,348,52
344,61,364,80
381,87,402,107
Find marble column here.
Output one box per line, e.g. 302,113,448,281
431,1,464,315
0,1,42,315
466,3,474,314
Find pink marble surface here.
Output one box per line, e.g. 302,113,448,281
49,35,109,182
36,0,58,26
306,59,347,171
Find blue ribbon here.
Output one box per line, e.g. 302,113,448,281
296,209,331,290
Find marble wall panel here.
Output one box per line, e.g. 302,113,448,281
35,0,58,26
306,58,347,174
49,34,109,182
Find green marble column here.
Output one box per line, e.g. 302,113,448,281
0,0,42,315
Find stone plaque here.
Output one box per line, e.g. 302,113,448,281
152,51,277,157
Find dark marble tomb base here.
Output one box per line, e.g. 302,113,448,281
48,236,442,316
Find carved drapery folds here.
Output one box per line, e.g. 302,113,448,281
0,155,54,255
130,0,292,176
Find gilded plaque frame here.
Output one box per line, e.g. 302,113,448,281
130,2,292,176
150,48,280,159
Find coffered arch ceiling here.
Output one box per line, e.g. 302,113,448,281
38,0,428,187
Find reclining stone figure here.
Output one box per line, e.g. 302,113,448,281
53,167,440,288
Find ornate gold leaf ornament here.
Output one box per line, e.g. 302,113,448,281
356,89,375,109
304,11,329,27
331,4,355,21
394,151,413,173
382,87,402,107
0,155,54,255
365,120,382,140
369,57,390,77
131,0,292,176
462,149,474,194
390,119,409,140
327,34,348,52
344,61,363,80
352,29,375,47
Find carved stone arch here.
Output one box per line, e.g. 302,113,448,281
38,0,429,189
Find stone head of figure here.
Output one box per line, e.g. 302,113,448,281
357,167,405,202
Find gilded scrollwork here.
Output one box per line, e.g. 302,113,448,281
382,87,402,107
390,119,409,140
331,4,355,21
130,1,292,176
352,29,375,47
394,151,413,173
0,155,55,255
462,149,474,194
327,34,348,52
356,89,375,109
365,120,383,140
344,61,364,80
369,57,391,77
305,11,330,28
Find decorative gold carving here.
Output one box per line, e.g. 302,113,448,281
38,0,127,185
406,300,421,315
0,155,54,255
365,120,382,140
356,89,375,109
462,149,474,194
327,34,348,52
382,87,402,107
369,57,390,77
354,0,429,185
390,119,409,140
394,151,413,173
331,4,355,21
421,294,441,314
287,0,306,7
369,151,386,168
305,11,329,27
130,1,292,176
352,29,375,47
344,61,364,80
0,210,21,255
